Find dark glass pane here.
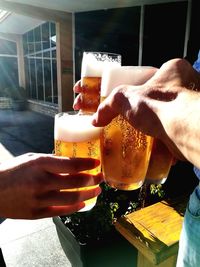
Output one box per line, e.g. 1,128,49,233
36,53,42,58
75,7,140,80
43,51,50,58
42,22,50,50
28,30,34,42
50,22,56,48
186,1,200,64
51,22,56,36
29,59,36,99
28,54,35,59
24,57,30,97
52,60,57,104
23,34,28,55
28,43,35,54
36,59,44,100
143,2,187,67
0,57,18,90
34,26,42,52
0,39,17,55
52,49,56,59
27,31,34,54
44,59,52,102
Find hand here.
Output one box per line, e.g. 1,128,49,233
73,67,158,111
72,80,82,111
73,80,98,112
0,153,103,219
146,58,200,89
92,58,200,163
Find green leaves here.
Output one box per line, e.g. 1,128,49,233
150,184,165,198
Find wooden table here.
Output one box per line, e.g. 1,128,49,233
115,197,188,267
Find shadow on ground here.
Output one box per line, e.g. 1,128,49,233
0,110,54,156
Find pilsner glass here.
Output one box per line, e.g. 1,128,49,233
54,111,102,212
100,66,156,190
145,138,173,184
80,51,121,113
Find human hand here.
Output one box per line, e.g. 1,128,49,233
146,58,200,89
93,84,188,161
0,153,103,219
91,58,200,131
73,67,158,111
92,59,200,162
73,80,99,112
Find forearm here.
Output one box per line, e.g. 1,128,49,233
158,89,200,168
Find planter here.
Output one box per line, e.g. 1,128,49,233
0,97,12,109
53,216,137,267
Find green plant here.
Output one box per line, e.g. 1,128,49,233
60,182,139,245
60,181,167,246
150,184,165,198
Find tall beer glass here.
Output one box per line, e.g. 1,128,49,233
100,66,156,190
145,138,173,184
54,112,102,212
80,51,121,113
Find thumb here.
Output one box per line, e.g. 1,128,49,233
92,85,134,127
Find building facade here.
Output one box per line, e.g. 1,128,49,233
0,0,199,116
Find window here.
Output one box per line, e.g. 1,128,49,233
23,21,57,104
75,7,141,80
75,2,188,73
0,39,18,91
0,39,17,55
142,2,188,67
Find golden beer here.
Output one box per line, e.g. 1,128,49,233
145,138,173,184
101,115,152,190
80,52,121,113
54,112,102,211
80,77,101,113
100,66,156,190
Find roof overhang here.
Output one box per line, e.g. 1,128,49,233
0,12,43,35
0,0,186,35
3,0,185,13
0,9,10,22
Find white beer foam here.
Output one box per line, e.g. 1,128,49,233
55,113,102,142
101,66,156,97
81,53,121,78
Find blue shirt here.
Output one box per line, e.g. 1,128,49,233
193,50,200,180
194,166,200,181
193,50,200,72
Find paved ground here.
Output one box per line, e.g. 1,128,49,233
0,110,71,267
0,110,54,156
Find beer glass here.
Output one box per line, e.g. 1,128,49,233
145,138,173,184
100,66,156,190
80,51,121,113
54,111,102,212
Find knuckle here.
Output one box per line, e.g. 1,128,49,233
111,88,126,109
